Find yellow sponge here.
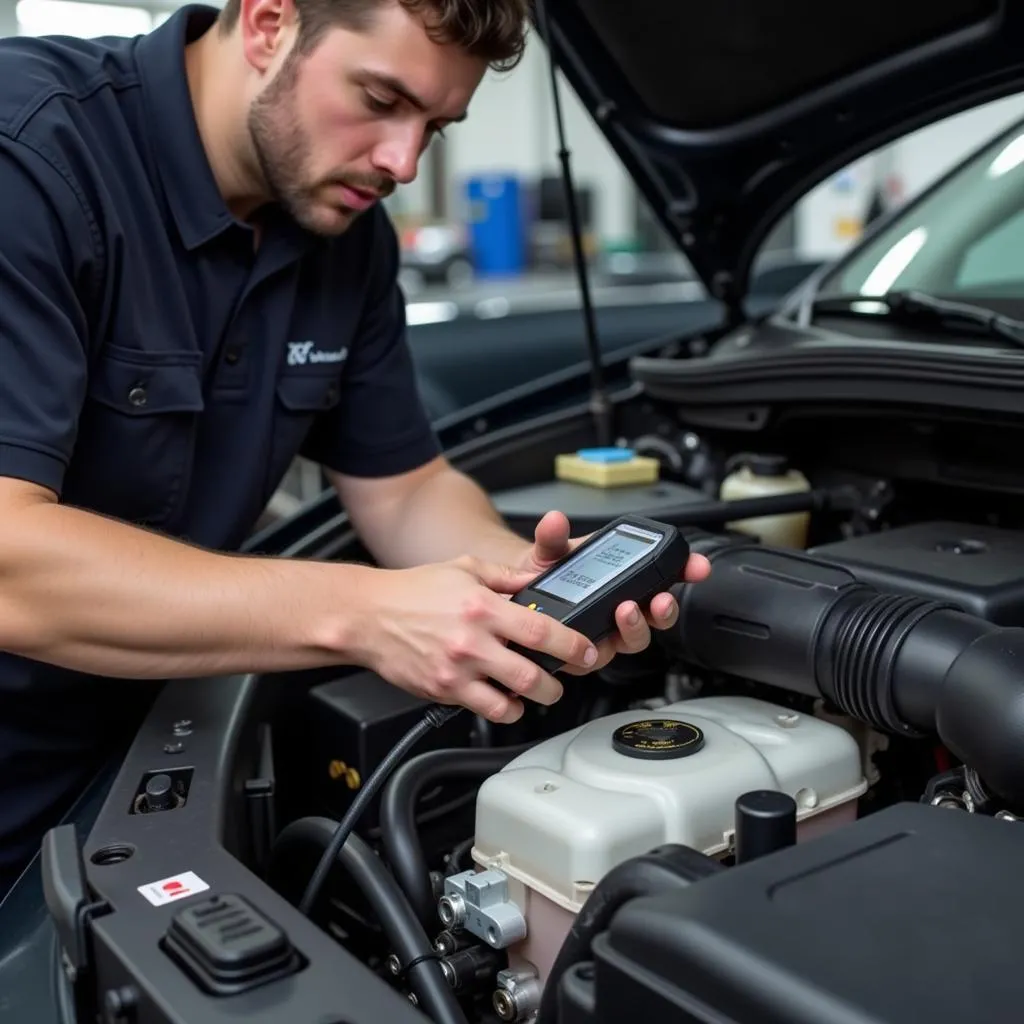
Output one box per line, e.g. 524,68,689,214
555,448,660,488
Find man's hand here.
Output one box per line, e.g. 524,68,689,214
352,554,600,724
520,510,712,673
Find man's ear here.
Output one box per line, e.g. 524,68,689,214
237,0,299,74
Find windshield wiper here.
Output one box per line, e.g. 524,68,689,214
802,289,1024,350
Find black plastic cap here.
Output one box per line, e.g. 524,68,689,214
163,893,303,996
612,719,705,760
745,453,790,476
735,790,797,864
144,774,175,812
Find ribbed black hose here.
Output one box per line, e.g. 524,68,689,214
379,743,536,930
672,540,1024,807
270,816,468,1024
535,844,723,1024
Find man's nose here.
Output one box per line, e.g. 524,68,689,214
371,128,422,185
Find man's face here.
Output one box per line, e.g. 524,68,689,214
246,1,486,235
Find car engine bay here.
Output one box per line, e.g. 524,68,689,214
42,383,1024,1024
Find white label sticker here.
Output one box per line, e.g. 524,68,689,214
137,870,210,907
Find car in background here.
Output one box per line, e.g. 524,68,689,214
397,219,476,294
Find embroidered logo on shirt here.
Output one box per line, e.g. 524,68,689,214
287,340,349,366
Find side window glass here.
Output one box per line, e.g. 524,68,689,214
956,208,1024,291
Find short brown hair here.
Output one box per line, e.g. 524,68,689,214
219,0,530,71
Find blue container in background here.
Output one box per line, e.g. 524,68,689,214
465,174,524,276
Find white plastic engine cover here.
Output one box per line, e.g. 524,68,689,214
472,695,867,912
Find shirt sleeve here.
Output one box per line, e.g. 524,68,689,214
0,135,97,496
300,210,442,477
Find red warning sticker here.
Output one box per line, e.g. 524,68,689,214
137,870,210,907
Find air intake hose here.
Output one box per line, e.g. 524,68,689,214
671,539,1024,808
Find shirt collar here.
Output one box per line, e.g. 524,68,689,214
136,4,318,260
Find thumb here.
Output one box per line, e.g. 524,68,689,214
532,510,571,566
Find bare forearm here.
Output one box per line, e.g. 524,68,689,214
0,500,373,679
356,467,530,568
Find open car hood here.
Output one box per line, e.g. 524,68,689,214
535,0,1024,307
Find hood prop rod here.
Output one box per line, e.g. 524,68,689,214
534,0,613,447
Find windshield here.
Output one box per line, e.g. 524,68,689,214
816,117,1024,311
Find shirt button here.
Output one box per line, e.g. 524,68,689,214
128,384,148,407
224,346,242,366
325,385,339,406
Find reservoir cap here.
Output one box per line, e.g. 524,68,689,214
612,719,705,760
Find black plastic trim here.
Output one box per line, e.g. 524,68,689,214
631,333,1024,414
74,675,425,1024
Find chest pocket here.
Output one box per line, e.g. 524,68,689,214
61,344,205,529
266,366,343,495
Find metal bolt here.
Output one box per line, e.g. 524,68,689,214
493,989,517,1022
776,713,800,728
172,720,192,737
386,954,401,976
438,893,466,930
493,969,541,1022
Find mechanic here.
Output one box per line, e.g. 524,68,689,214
0,0,711,895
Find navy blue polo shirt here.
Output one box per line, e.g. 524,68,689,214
0,5,440,887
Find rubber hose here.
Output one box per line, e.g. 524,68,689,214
299,704,463,916
378,743,536,929
535,844,723,1024
270,816,468,1024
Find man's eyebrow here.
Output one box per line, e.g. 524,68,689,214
362,71,468,122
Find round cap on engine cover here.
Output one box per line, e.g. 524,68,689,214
612,718,705,760
744,452,789,476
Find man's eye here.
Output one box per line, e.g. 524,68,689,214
364,92,394,114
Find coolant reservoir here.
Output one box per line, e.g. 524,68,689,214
720,452,811,547
471,695,866,981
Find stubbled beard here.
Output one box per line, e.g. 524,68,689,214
247,51,393,235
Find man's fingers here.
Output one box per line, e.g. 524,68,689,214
560,593,675,676
560,636,618,675
485,644,565,706
500,600,598,671
455,680,525,724
614,600,654,653
683,553,712,582
645,591,679,629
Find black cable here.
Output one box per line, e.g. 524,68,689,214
272,817,468,1024
448,836,475,873
562,486,847,532
378,742,536,928
298,703,463,916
